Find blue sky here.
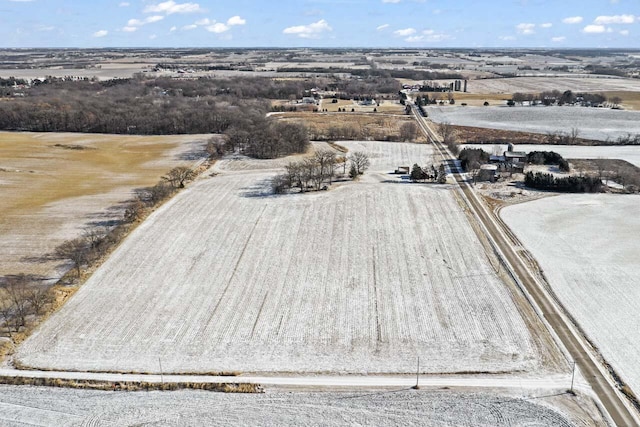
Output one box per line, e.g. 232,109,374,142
0,0,638,48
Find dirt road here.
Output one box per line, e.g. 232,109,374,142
412,106,639,426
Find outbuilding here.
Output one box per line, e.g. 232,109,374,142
478,164,498,182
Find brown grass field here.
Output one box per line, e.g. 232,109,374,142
0,131,208,280
276,112,427,143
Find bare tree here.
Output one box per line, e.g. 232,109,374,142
439,122,458,154
399,122,419,142
0,275,30,333
569,127,580,145
55,238,89,278
348,151,370,175
313,150,337,184
162,166,197,188
124,200,146,223
205,138,225,159
25,285,52,316
83,227,106,250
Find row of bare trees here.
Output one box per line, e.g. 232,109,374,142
60,166,197,275
1,165,199,337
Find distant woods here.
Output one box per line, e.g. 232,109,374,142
0,76,315,135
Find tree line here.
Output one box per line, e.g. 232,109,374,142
524,172,602,192
526,151,570,172
1,164,199,337
509,90,619,107
0,76,320,135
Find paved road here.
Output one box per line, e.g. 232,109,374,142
412,106,639,427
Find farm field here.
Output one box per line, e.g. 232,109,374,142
0,386,605,427
464,144,640,168
467,76,640,95
15,142,561,374
278,113,426,143
428,105,640,142
501,194,640,395
0,131,207,281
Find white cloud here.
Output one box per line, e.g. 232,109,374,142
382,0,401,3
182,24,198,30
499,35,516,41
562,16,583,24
516,23,535,35
227,15,246,26
119,2,130,6
170,26,177,32
127,16,164,28
620,29,629,36
583,24,606,33
149,34,157,39
207,23,229,33
551,36,566,42
405,29,450,43
376,24,389,31
425,32,451,42
393,27,416,36
540,23,552,28
146,15,164,23
144,1,202,15
93,30,108,38
283,19,332,38
122,26,138,32
594,15,635,25
195,18,211,25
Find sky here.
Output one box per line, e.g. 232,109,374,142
0,0,638,48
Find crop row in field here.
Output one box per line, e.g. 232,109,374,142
16,142,553,375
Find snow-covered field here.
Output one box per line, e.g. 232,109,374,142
464,144,640,168
0,386,604,427
502,194,640,394
468,76,640,94
15,142,554,374
428,105,640,142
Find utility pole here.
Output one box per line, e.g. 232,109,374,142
412,357,420,389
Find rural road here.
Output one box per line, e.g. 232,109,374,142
412,105,639,427
0,366,579,391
